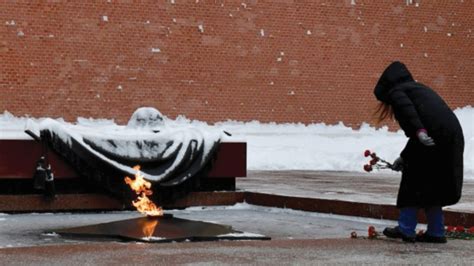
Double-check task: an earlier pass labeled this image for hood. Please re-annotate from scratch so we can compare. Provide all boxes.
[374,61,414,103]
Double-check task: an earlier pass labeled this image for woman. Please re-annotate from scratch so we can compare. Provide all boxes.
[373,61,464,243]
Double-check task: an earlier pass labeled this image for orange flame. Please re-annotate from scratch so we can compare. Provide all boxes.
[124,165,163,217]
[139,218,159,238]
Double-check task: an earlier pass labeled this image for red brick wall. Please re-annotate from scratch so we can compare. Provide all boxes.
[1,1,472,128]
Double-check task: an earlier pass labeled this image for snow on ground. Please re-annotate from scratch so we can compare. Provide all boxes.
[215,107,472,179]
[0,106,472,179]
[181,202,396,226]
[0,203,400,248]
[215,106,473,179]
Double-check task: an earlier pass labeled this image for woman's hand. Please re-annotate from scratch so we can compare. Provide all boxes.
[416,129,435,146]
[391,157,404,172]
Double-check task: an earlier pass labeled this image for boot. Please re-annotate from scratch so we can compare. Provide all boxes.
[416,233,447,243]
[383,226,416,243]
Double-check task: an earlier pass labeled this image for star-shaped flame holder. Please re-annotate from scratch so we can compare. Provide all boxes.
[50,214,270,243]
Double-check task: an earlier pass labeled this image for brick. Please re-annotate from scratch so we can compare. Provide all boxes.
[0,1,472,129]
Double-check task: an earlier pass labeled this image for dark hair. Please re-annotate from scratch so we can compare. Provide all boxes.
[374,102,394,123]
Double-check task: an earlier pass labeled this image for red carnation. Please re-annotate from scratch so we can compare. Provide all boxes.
[468,227,474,234]
[364,150,371,157]
[455,226,465,232]
[370,158,379,165]
[370,152,377,159]
[364,164,373,172]
[368,226,377,238]
[446,225,455,232]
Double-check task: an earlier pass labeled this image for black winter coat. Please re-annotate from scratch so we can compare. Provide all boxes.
[374,61,464,208]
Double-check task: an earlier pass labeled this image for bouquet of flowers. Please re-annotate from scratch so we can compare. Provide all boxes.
[363,149,393,172]
[445,226,474,240]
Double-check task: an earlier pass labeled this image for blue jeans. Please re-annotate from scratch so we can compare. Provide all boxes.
[398,206,445,237]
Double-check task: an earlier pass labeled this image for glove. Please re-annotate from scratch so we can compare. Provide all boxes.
[391,157,404,172]
[416,129,435,146]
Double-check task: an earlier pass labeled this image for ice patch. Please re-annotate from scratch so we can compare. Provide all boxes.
[218,232,265,238]
[142,236,166,241]
[41,232,59,237]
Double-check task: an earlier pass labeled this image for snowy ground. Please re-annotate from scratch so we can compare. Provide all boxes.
[0,203,400,248]
[1,105,472,179]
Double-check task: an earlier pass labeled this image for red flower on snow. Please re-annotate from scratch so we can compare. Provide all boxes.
[364,150,371,157]
[455,226,465,233]
[364,164,373,172]
[468,227,474,234]
[368,226,377,238]
[446,225,455,233]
